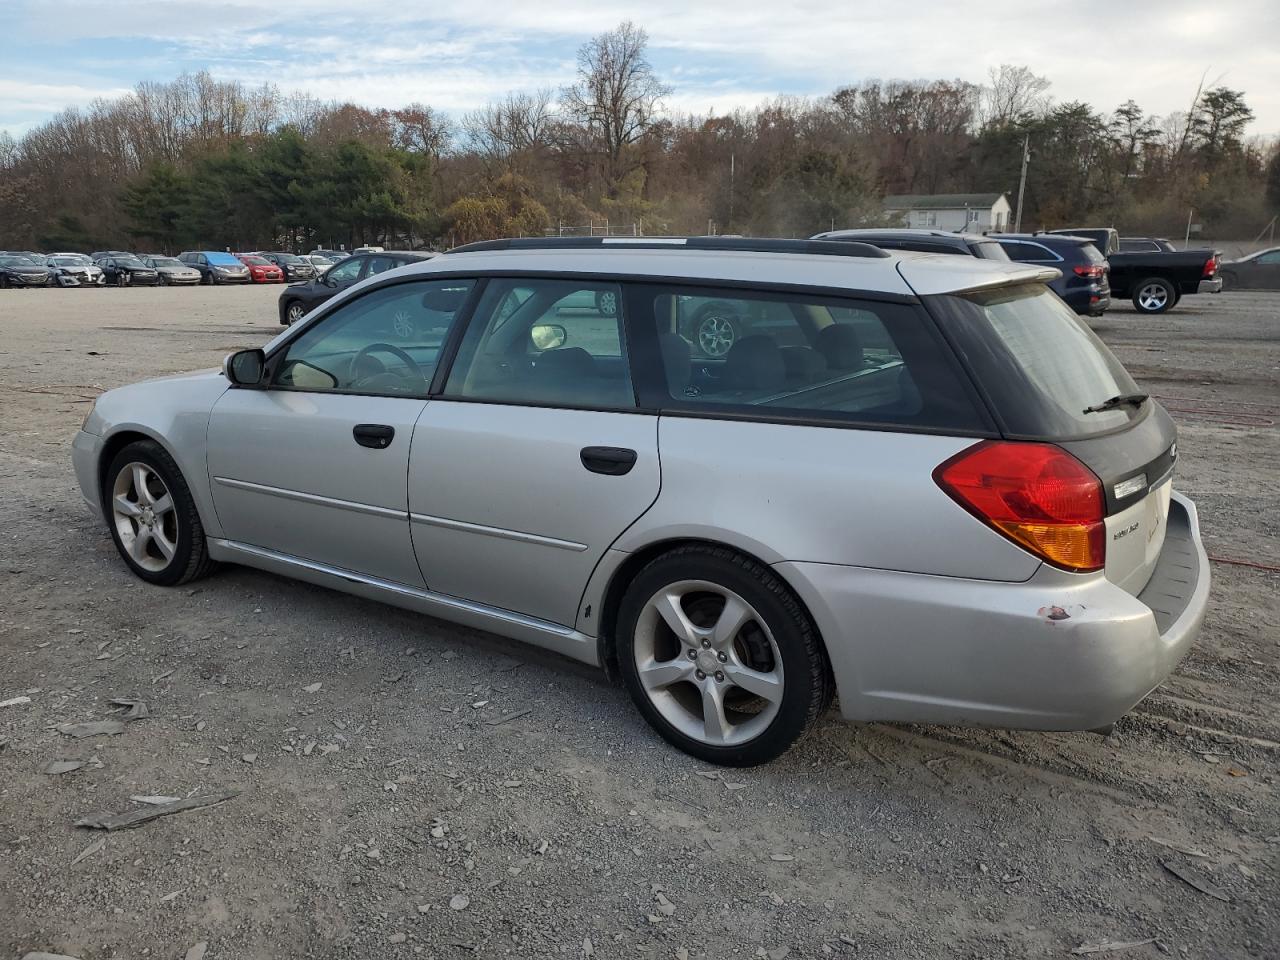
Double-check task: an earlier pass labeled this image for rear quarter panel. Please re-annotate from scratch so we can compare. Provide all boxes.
[1107,251,1211,296]
[617,417,1041,581]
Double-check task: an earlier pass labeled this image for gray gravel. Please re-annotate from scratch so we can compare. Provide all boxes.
[0,285,1276,959]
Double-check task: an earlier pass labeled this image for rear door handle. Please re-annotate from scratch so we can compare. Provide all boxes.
[353,423,395,449]
[580,446,637,476]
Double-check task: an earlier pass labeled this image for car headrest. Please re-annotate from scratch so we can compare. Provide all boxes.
[658,333,692,396]
[817,324,864,371]
[533,346,596,379]
[779,345,827,381]
[721,335,785,392]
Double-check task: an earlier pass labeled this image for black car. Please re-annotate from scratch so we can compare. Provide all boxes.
[257,251,317,282]
[277,251,434,324]
[989,233,1111,316]
[0,254,52,288]
[1219,246,1280,291]
[810,228,1010,260]
[96,254,161,286]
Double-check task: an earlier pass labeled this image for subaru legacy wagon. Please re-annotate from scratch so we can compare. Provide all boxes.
[72,237,1208,765]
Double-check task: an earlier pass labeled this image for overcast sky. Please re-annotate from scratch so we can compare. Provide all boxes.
[3,0,1278,139]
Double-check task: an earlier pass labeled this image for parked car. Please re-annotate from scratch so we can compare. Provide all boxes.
[255,251,316,282]
[1046,227,1120,257]
[304,254,335,276]
[234,254,285,284]
[90,250,135,261]
[141,256,202,285]
[1118,237,1177,254]
[1045,228,1221,313]
[811,228,1010,260]
[45,254,105,287]
[989,233,1112,316]
[0,254,52,288]
[74,236,1207,766]
[277,250,433,325]
[177,251,251,285]
[352,245,385,255]
[1218,246,1280,291]
[96,254,160,286]
[310,248,349,260]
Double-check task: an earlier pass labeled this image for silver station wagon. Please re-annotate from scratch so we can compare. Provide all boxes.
[72,237,1209,765]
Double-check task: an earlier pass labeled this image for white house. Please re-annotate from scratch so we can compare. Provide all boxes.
[883,193,1012,233]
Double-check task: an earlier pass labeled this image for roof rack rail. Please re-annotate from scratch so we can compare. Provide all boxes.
[445,236,891,259]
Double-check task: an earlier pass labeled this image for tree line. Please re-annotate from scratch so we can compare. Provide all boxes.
[1,22,1277,253]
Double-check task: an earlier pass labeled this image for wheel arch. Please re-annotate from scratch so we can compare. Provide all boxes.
[95,426,222,538]
[593,536,833,690]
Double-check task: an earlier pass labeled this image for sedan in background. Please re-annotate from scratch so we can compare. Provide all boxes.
[45,254,105,287]
[141,256,202,286]
[256,251,316,282]
[304,254,335,276]
[0,254,52,288]
[811,228,1010,260]
[1219,247,1280,291]
[96,254,160,287]
[177,251,252,285]
[277,250,433,324]
[234,254,286,283]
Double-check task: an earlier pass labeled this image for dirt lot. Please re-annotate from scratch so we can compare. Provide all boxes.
[0,284,1277,960]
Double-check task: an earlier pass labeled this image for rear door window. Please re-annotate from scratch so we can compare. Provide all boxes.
[929,283,1142,438]
[628,284,988,432]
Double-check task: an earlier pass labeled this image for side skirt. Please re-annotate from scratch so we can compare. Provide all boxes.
[207,539,600,666]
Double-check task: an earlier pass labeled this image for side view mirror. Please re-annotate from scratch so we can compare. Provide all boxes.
[530,323,568,351]
[323,273,338,288]
[224,348,266,386]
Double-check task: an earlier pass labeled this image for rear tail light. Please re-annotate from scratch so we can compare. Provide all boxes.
[1202,255,1217,278]
[934,441,1105,572]
[1073,265,1105,279]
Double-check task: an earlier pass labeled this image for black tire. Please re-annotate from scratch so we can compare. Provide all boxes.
[115,272,127,288]
[0,274,8,289]
[283,299,306,325]
[616,545,832,766]
[1219,270,1237,291]
[1132,276,1176,314]
[103,439,215,586]
[201,271,212,285]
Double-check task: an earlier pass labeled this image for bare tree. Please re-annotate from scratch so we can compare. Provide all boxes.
[562,21,671,194]
[980,64,1051,128]
[464,89,556,168]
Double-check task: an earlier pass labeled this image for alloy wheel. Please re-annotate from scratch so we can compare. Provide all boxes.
[1137,283,1169,311]
[111,461,178,572]
[287,302,305,324]
[631,580,784,746]
[696,314,736,357]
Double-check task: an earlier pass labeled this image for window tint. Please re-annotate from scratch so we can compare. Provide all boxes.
[273,279,474,396]
[1120,239,1158,253]
[444,278,634,409]
[635,284,986,432]
[930,284,1142,438]
[325,258,363,284]
[1257,251,1280,264]
[1001,241,1055,263]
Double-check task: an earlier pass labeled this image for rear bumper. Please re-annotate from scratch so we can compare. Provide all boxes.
[778,491,1208,730]
[1198,278,1223,294]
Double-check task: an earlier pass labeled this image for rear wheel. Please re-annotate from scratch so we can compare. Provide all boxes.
[104,440,214,586]
[616,546,831,766]
[1133,277,1175,314]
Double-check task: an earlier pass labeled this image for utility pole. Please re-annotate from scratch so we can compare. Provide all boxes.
[728,153,736,235]
[1184,208,1194,247]
[1013,134,1030,232]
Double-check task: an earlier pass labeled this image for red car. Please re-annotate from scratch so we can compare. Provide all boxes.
[235,254,285,283]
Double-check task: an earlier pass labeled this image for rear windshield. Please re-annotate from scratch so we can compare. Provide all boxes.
[929,284,1142,438]
[1077,242,1106,265]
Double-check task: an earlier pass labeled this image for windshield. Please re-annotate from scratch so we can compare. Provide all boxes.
[240,255,270,265]
[52,255,90,265]
[275,253,305,264]
[204,252,240,265]
[116,256,146,268]
[150,257,184,268]
[0,256,37,266]
[929,284,1142,438]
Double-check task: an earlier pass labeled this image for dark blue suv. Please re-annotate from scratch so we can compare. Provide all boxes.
[989,233,1111,316]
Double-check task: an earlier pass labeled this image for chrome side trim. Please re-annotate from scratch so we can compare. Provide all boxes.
[409,512,588,553]
[206,538,599,664]
[212,476,406,521]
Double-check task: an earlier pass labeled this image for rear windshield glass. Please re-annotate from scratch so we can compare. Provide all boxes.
[1077,242,1106,265]
[632,284,988,432]
[930,284,1142,438]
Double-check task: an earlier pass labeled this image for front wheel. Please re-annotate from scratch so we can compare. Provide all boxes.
[1133,277,1175,314]
[284,300,306,325]
[616,546,832,766]
[104,440,214,586]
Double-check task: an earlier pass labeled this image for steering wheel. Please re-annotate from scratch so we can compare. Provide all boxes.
[348,342,427,387]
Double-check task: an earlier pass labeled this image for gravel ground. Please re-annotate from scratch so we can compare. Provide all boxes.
[0,284,1277,960]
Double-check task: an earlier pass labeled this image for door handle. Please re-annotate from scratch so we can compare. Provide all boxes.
[353,423,395,449]
[580,446,637,476]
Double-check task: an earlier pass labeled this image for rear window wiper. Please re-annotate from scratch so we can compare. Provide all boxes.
[1082,393,1148,414]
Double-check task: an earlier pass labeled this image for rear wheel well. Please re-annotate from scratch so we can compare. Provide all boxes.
[596,538,831,687]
